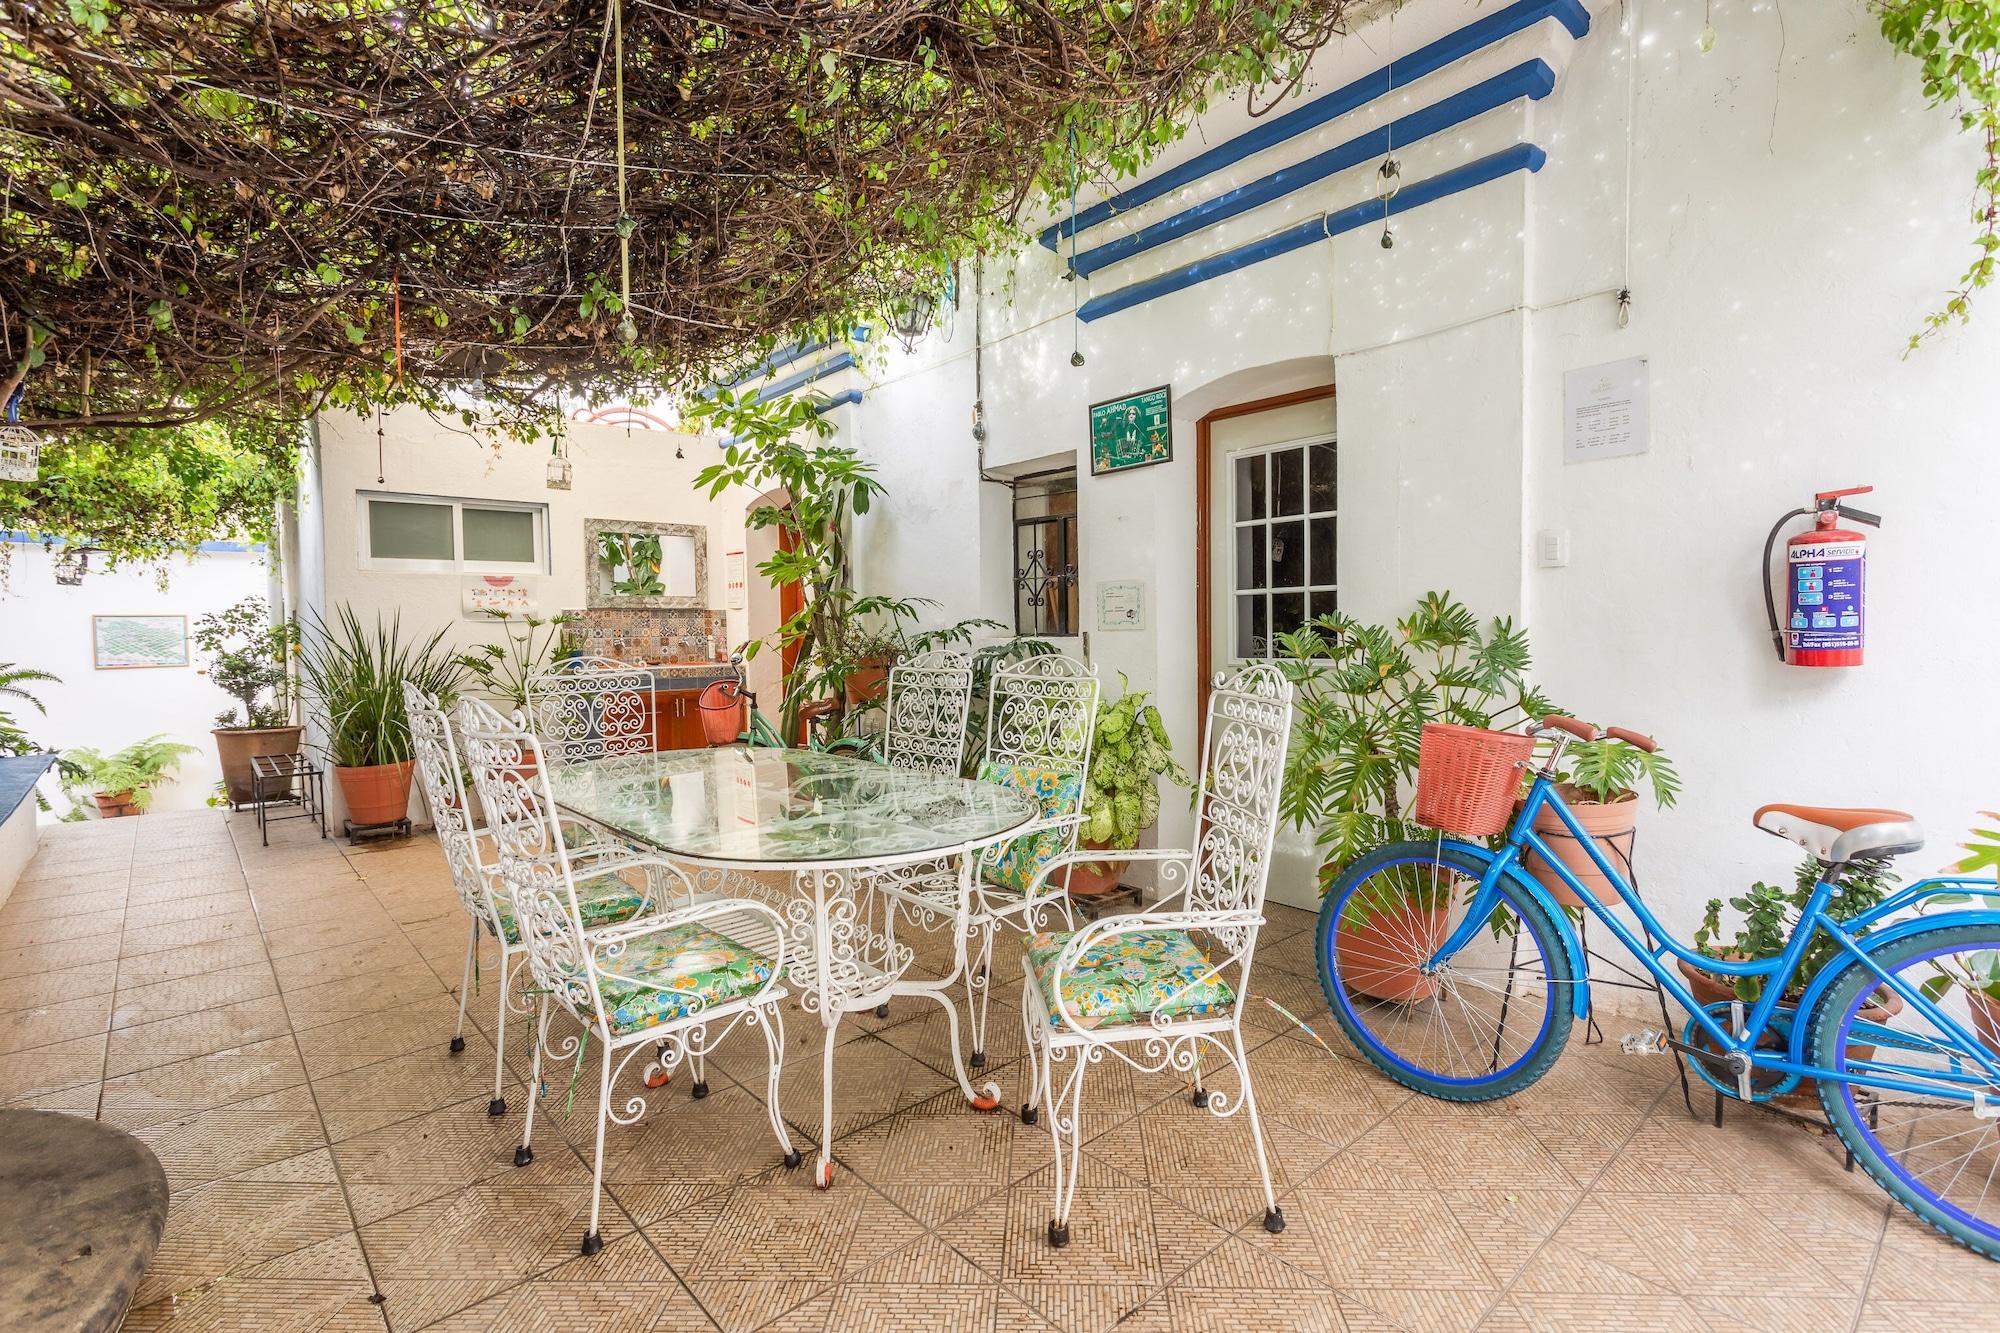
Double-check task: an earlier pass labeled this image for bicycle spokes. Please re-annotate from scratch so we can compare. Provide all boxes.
[1324,856,1565,1088]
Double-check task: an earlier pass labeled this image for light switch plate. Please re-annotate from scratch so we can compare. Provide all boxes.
[1536,529,1571,568]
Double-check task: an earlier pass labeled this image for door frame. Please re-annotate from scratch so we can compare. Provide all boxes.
[1193,383,1337,720]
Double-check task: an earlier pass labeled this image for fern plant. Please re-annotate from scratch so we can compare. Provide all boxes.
[1275,591,1560,878]
[1556,735,1681,808]
[61,735,199,810]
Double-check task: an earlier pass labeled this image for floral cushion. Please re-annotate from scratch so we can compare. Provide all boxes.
[595,925,775,1036]
[1026,928,1235,1031]
[491,873,648,944]
[977,760,1084,896]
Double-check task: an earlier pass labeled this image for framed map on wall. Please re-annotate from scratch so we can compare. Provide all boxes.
[92,614,190,670]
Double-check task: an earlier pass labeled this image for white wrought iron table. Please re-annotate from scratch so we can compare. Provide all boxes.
[546,744,1037,1186]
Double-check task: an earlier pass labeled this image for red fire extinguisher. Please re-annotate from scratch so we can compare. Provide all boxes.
[1762,486,1881,666]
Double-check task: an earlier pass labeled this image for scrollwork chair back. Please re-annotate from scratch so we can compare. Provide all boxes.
[882,650,974,776]
[526,655,658,768]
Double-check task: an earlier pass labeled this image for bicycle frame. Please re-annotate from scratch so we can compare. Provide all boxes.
[1427,771,2000,1103]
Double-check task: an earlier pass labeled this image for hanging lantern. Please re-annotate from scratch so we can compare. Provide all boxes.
[545,426,572,490]
[0,422,41,483]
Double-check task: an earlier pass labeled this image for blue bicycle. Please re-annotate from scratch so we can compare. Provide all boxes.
[1317,715,2000,1259]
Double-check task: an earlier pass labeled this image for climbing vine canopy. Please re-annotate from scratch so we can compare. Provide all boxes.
[1,0,1356,437]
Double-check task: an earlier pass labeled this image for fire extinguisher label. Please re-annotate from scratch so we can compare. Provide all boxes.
[1789,541,1864,654]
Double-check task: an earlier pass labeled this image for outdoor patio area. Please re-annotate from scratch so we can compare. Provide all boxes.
[0,810,1990,1333]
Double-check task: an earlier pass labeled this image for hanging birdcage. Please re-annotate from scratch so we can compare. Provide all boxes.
[0,423,41,483]
[545,450,572,490]
[52,546,90,586]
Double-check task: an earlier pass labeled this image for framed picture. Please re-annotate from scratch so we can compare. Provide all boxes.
[1089,385,1173,476]
[92,614,190,670]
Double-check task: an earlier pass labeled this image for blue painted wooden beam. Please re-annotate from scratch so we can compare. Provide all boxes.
[750,351,856,405]
[1077,143,1547,323]
[812,389,863,413]
[1038,0,1587,251]
[1069,60,1554,278]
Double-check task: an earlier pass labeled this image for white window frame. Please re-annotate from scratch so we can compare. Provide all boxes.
[1225,433,1337,661]
[357,490,550,574]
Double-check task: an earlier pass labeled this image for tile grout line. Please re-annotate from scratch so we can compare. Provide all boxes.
[227,818,394,1326]
[91,826,141,1122]
[1467,1077,1680,1330]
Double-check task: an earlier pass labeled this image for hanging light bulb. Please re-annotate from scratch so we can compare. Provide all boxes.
[1377,157,1402,250]
[384,7,407,34]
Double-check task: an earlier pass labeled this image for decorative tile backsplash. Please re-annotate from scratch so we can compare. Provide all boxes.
[568,607,726,664]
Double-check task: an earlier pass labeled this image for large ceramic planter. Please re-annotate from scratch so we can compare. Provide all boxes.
[1521,786,1636,907]
[1062,838,1129,899]
[1676,957,1903,1107]
[1335,898,1450,1002]
[212,725,304,804]
[843,656,895,709]
[334,759,415,827]
[92,789,142,818]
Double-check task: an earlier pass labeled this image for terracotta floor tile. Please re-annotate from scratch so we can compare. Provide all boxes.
[313,1034,512,1141]
[99,1034,309,1129]
[0,1029,106,1104]
[270,931,430,991]
[294,995,472,1079]
[0,991,112,1055]
[0,928,125,979]
[423,1234,714,1331]
[105,994,297,1077]
[120,911,264,959]
[133,1088,329,1192]
[0,884,128,923]
[0,957,120,1013]
[113,962,280,1029]
[121,889,255,932]
[282,960,455,1034]
[116,934,269,989]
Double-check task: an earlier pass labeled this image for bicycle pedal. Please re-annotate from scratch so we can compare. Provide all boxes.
[1620,1029,1668,1056]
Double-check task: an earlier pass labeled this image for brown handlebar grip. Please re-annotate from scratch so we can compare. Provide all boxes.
[796,697,841,722]
[1541,714,1600,742]
[1605,726,1658,753]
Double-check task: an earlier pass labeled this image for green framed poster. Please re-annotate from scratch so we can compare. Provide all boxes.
[1088,385,1173,476]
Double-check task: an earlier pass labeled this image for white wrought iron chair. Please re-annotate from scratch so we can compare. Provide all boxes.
[403,683,662,1118]
[880,650,974,776]
[1019,661,1294,1247]
[871,655,1099,1068]
[526,655,659,767]
[455,696,798,1257]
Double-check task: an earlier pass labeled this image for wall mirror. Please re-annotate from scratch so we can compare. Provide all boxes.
[584,518,705,609]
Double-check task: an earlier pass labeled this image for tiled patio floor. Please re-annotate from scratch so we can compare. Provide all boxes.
[5,812,1999,1331]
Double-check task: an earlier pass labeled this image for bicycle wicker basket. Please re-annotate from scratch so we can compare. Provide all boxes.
[1413,723,1534,838]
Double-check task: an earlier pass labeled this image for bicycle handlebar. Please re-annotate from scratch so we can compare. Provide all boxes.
[1530,715,1659,754]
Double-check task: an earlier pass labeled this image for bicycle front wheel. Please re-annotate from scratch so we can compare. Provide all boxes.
[1809,924,2000,1259]
[1317,843,1574,1101]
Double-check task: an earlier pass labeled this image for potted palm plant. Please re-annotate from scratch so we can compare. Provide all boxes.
[1521,732,1680,906]
[1070,677,1192,898]
[61,735,199,817]
[298,606,465,828]
[195,598,301,803]
[1276,592,1560,1001]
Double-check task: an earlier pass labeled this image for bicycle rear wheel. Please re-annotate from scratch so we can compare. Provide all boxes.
[1317,843,1575,1101]
[1809,924,2000,1259]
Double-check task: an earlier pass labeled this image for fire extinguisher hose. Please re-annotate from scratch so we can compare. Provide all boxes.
[1760,507,1811,663]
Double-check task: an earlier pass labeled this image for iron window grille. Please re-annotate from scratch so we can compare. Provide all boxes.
[1013,468,1079,638]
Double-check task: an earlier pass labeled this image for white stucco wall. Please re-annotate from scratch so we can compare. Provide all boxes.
[837,0,2000,944]
[0,539,270,816]
[300,405,755,826]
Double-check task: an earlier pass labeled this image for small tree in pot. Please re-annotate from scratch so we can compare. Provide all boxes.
[195,597,300,803]
[1276,592,1559,999]
[1070,677,1192,898]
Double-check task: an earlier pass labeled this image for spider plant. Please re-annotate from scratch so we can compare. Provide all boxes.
[297,605,466,770]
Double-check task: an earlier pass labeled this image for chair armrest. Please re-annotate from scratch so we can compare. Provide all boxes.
[1024,845,1194,900]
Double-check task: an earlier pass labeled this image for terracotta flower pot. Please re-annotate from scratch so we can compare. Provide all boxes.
[212,725,304,804]
[1968,989,2000,1053]
[1675,956,1903,1106]
[1335,897,1450,1002]
[843,656,895,708]
[334,759,415,827]
[1061,839,1129,898]
[1521,786,1636,907]
[92,790,143,818]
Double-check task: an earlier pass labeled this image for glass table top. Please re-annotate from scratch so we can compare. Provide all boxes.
[547,746,1039,866]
